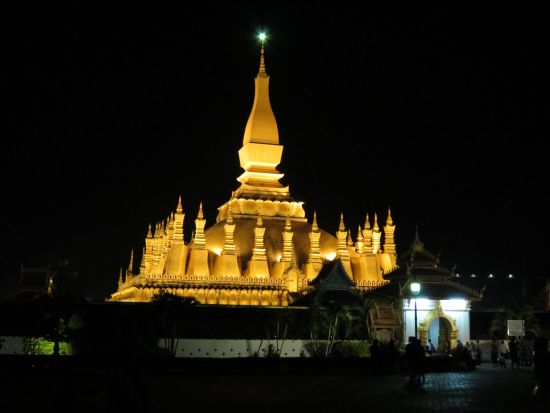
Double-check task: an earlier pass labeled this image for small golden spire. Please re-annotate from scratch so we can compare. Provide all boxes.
[347,230,353,246]
[312,211,319,232]
[373,213,380,231]
[176,195,183,213]
[156,223,162,238]
[357,225,364,241]
[139,246,146,274]
[339,213,346,232]
[147,224,153,238]
[364,213,371,230]
[386,206,393,226]
[118,268,124,288]
[128,249,134,275]
[198,202,204,220]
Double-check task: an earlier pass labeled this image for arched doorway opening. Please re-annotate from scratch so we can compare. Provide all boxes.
[428,317,452,351]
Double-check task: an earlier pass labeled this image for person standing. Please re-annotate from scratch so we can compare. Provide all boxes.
[499,339,510,368]
[491,339,499,367]
[405,337,418,384]
[532,337,549,400]
[509,337,520,370]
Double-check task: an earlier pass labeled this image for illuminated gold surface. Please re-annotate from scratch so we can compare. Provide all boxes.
[109,44,397,305]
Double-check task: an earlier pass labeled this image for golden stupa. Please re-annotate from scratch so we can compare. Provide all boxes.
[109,41,396,305]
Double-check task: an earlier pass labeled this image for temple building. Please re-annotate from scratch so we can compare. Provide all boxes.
[373,231,483,348]
[109,43,395,305]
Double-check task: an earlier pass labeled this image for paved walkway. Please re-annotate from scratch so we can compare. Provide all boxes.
[4,362,548,412]
[148,364,546,412]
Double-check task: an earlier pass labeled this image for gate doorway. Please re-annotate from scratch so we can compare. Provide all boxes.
[428,317,452,351]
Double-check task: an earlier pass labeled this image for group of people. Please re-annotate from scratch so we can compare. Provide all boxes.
[405,336,426,384]
[490,337,533,369]
[368,339,400,375]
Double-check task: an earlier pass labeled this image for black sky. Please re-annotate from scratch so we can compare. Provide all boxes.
[2,4,549,300]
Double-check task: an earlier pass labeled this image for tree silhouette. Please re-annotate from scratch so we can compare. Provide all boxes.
[152,291,197,356]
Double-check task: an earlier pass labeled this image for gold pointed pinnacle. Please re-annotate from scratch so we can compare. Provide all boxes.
[373,213,380,231]
[177,195,183,213]
[259,43,266,74]
[364,213,371,230]
[339,213,345,232]
[129,249,134,270]
[386,206,393,226]
[147,224,153,238]
[312,211,318,232]
[198,202,204,220]
[357,225,363,240]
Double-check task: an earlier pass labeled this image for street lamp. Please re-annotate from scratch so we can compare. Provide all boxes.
[410,279,421,338]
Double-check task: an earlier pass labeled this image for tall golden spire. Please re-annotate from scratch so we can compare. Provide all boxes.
[235,36,288,201]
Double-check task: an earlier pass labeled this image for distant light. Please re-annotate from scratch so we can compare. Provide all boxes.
[410,282,421,294]
[488,274,494,278]
[258,32,266,42]
[470,273,476,278]
[508,274,514,279]
[212,248,222,256]
[325,252,337,261]
[455,273,461,278]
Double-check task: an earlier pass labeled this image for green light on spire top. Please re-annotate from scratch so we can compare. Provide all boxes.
[258,32,266,44]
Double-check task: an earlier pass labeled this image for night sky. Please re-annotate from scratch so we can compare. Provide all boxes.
[2,4,549,301]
